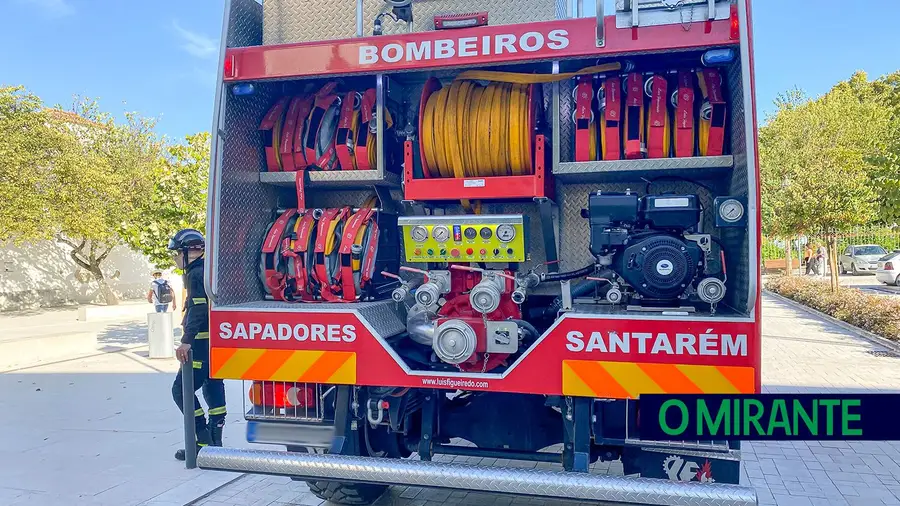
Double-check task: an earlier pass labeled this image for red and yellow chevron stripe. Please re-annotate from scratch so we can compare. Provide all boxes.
[562,360,755,399]
[210,348,356,384]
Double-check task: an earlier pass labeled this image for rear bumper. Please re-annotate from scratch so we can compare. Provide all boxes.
[876,270,899,284]
[198,447,757,506]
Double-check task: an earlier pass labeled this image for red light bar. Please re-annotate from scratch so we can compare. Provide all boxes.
[434,12,488,30]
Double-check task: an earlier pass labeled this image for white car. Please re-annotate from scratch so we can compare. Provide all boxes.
[875,252,900,286]
[839,244,888,275]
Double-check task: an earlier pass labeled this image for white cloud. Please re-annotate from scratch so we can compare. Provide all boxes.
[18,0,75,17]
[172,20,218,59]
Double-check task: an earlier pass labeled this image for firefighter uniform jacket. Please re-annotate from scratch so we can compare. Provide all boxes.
[181,256,209,346]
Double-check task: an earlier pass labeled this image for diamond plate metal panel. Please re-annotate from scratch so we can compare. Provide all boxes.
[365,0,560,37]
[263,0,359,45]
[555,156,733,184]
[228,0,262,48]
[215,81,280,306]
[198,448,757,505]
[260,171,402,188]
[218,300,406,337]
[263,0,561,45]
[724,54,750,314]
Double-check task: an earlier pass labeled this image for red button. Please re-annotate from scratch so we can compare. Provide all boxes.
[451,249,460,258]
[414,248,421,255]
[480,249,487,256]
[466,248,474,255]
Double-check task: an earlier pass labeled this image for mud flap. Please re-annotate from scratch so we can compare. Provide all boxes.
[622,445,741,485]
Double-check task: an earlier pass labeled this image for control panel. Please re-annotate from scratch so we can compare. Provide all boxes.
[399,215,528,263]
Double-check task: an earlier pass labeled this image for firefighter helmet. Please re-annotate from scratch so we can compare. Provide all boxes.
[167,228,205,251]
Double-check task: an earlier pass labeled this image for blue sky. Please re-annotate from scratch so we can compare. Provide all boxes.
[2,0,899,139]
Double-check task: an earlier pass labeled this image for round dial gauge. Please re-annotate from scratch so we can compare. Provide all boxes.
[431,225,450,242]
[719,199,745,223]
[464,227,477,240]
[410,225,428,243]
[496,224,516,242]
[479,227,492,239]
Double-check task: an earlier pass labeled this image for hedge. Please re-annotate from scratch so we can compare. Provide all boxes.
[765,276,900,342]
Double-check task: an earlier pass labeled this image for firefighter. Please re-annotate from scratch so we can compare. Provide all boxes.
[168,228,227,461]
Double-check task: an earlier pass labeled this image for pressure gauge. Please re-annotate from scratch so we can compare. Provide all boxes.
[479,227,492,239]
[410,225,429,243]
[719,199,744,223]
[496,224,516,242]
[432,225,450,243]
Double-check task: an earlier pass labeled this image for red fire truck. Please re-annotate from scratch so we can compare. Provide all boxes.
[198,1,760,504]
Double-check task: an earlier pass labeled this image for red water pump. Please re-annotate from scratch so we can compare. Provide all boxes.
[402,265,525,373]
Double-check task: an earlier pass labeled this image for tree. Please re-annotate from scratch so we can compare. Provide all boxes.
[121,132,210,269]
[0,87,161,304]
[759,77,892,291]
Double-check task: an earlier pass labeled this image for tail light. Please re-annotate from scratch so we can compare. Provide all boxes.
[729,3,740,40]
[885,262,894,271]
[249,381,316,408]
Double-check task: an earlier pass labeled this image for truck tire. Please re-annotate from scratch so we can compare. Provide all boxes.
[306,480,387,505]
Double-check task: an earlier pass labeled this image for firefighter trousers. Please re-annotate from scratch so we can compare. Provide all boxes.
[172,339,226,442]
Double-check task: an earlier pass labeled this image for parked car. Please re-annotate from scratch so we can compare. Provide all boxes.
[875,252,900,286]
[839,244,888,275]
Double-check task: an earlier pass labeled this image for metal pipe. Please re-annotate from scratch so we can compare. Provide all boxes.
[434,445,561,463]
[198,448,757,506]
[356,0,364,37]
[181,349,196,469]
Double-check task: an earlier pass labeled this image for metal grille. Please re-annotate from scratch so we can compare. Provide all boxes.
[243,380,327,421]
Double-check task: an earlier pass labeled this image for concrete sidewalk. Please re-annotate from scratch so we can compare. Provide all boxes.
[0,347,257,506]
[0,305,255,506]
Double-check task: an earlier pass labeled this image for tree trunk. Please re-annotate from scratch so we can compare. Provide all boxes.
[826,236,840,292]
[784,238,793,276]
[89,264,120,305]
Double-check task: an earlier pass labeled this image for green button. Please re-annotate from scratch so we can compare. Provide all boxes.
[440,249,447,255]
[427,249,434,255]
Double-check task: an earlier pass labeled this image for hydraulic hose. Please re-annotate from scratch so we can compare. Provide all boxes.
[507,319,541,341]
[537,269,615,318]
[540,263,596,283]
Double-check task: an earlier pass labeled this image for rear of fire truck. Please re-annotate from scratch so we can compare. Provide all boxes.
[199,1,761,504]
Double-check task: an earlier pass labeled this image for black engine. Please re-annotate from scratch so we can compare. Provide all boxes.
[585,191,721,306]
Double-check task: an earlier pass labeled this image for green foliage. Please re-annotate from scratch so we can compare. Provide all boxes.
[121,132,210,269]
[766,276,900,342]
[0,85,211,302]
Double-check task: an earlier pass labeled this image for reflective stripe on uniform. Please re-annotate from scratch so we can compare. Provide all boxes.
[192,298,207,305]
[208,406,227,416]
[193,360,203,369]
[194,408,205,417]
[195,332,209,340]
[197,442,208,447]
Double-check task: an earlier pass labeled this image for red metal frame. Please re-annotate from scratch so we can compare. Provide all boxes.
[224,17,736,82]
[210,308,758,397]
[403,135,551,201]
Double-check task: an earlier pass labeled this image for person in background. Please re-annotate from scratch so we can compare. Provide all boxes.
[168,229,227,461]
[147,271,176,313]
[804,244,814,275]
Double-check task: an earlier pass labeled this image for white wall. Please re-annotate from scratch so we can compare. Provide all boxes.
[0,241,181,312]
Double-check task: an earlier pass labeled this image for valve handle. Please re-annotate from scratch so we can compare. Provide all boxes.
[399,266,428,276]
[380,271,402,280]
[586,276,614,285]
